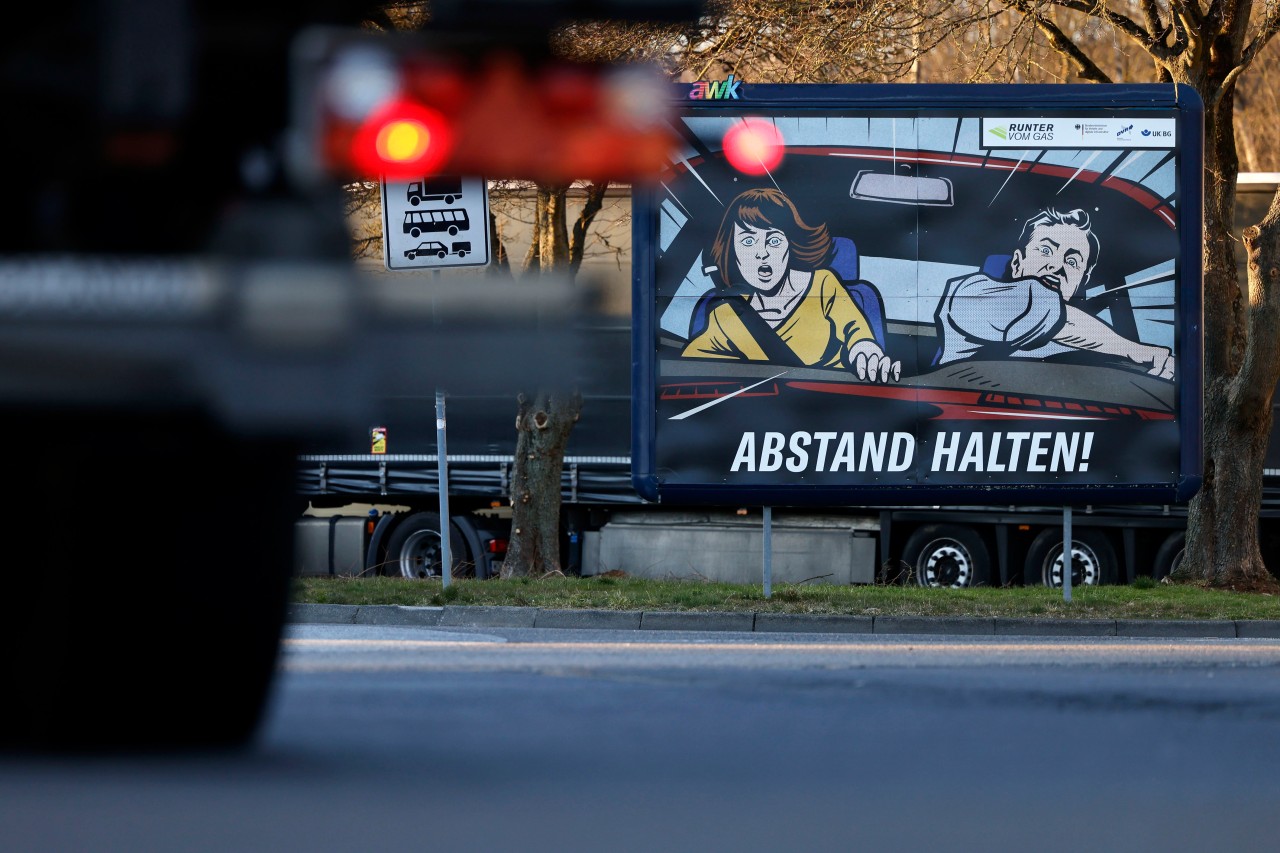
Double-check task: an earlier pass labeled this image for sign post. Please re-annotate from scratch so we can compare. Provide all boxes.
[1063,506,1073,603]
[763,507,773,599]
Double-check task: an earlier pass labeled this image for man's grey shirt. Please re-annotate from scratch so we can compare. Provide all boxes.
[933,271,1071,365]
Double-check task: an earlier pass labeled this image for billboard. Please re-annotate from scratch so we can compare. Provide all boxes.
[632,84,1204,506]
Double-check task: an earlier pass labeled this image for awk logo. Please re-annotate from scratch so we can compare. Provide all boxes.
[690,75,742,100]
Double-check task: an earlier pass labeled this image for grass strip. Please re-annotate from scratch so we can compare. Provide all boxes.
[294,575,1280,621]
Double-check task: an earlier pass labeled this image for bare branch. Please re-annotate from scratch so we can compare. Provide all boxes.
[1237,7,1280,76]
[1010,2,1114,82]
[1039,0,1173,59]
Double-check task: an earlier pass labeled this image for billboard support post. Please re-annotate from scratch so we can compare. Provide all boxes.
[436,389,452,589]
[763,506,773,599]
[1062,506,1073,603]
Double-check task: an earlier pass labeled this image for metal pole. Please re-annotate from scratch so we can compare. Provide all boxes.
[1062,505,1072,603]
[763,506,773,599]
[436,390,452,588]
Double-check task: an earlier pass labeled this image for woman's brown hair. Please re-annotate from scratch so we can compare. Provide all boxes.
[708,188,833,289]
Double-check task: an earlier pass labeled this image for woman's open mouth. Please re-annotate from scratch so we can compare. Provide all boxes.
[757,263,773,281]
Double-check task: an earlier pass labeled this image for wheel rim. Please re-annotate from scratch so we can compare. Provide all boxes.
[1045,541,1101,587]
[917,539,972,587]
[397,529,445,579]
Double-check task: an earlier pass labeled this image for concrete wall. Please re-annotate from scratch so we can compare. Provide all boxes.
[585,511,879,585]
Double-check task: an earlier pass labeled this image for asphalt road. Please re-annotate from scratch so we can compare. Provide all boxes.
[4,624,1280,852]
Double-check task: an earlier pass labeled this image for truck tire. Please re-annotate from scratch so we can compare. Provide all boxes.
[903,524,990,588]
[383,512,472,579]
[1152,531,1186,581]
[1026,527,1117,587]
[0,407,295,751]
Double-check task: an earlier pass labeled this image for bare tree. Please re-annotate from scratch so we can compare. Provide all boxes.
[907,1,1280,591]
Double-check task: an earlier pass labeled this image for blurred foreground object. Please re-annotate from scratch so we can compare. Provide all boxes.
[291,28,679,183]
[0,0,703,751]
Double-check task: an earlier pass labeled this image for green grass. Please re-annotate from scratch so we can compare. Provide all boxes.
[294,575,1280,621]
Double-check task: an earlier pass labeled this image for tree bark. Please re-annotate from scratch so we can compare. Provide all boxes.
[1184,184,1280,592]
[536,183,571,271]
[569,182,608,278]
[488,210,510,275]
[502,389,582,577]
[1176,70,1280,591]
[504,182,587,577]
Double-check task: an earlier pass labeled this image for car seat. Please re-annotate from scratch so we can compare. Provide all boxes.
[982,254,1013,278]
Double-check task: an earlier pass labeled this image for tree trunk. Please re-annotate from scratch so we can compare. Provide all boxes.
[569,182,608,278]
[504,181,589,577]
[502,389,582,577]
[488,210,510,275]
[1183,88,1280,592]
[536,183,571,271]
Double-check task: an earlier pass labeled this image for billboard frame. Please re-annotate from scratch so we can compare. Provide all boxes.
[632,83,1204,507]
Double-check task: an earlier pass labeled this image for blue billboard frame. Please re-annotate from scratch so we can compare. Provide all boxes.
[633,83,1203,507]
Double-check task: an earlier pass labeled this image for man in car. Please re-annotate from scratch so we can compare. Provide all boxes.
[932,207,1175,379]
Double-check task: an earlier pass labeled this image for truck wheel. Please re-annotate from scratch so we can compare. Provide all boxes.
[1027,527,1117,587]
[1152,531,1186,581]
[383,512,472,579]
[903,524,990,588]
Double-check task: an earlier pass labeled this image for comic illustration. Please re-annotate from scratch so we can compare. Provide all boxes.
[637,93,1199,501]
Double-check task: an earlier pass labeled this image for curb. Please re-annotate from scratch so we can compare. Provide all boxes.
[286,604,1280,638]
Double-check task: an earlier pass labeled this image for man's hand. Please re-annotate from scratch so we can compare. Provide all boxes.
[848,339,901,383]
[1060,306,1175,380]
[1127,343,1175,379]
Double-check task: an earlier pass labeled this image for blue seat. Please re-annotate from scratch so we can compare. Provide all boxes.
[687,236,888,348]
[982,254,1013,278]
